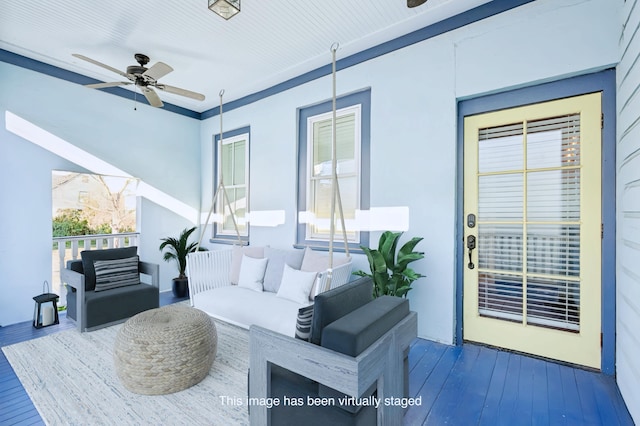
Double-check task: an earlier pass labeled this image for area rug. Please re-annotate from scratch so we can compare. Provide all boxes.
[2,317,250,425]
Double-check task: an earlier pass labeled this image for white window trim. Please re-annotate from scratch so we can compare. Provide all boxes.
[305,104,362,243]
[215,132,249,239]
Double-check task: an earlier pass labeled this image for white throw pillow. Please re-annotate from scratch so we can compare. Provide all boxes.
[276,264,318,305]
[237,255,268,292]
[230,245,265,285]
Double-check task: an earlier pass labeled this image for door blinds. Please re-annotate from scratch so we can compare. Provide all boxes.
[476,113,582,331]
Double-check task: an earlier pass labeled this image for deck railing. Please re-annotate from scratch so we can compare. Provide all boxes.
[52,232,140,305]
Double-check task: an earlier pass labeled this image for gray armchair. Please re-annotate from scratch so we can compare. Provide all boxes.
[249,277,417,425]
[61,246,160,332]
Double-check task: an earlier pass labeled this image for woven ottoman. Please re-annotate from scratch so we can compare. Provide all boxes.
[114,305,217,395]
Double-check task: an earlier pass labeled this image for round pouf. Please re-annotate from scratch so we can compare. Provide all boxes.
[114,305,217,395]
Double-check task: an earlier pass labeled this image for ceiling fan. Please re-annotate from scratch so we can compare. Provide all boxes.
[72,53,206,108]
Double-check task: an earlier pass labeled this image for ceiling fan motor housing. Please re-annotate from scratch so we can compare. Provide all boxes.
[127,53,150,78]
[127,65,148,76]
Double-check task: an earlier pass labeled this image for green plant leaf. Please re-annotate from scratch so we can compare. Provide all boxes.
[373,271,389,297]
[359,232,425,298]
[396,252,425,271]
[398,237,423,259]
[403,268,424,282]
[379,231,401,270]
[363,247,387,275]
[159,226,207,277]
[395,285,412,298]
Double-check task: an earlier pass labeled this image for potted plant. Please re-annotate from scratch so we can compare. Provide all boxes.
[354,231,425,298]
[159,226,207,297]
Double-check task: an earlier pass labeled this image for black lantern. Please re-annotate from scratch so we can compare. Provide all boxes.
[208,0,240,20]
[33,281,59,329]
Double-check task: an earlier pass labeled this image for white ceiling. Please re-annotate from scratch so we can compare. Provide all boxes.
[0,0,491,113]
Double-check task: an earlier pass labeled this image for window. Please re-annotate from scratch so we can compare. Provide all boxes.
[297,89,370,250]
[213,127,250,241]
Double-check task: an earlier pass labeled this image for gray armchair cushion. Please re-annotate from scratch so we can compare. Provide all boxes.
[83,283,158,329]
[321,296,410,357]
[67,259,84,274]
[80,247,138,291]
[309,276,373,346]
[318,296,410,412]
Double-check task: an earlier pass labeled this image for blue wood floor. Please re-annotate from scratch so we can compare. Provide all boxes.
[1,293,634,425]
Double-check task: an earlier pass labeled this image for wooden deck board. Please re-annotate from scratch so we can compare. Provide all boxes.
[453,345,498,425]
[405,344,462,425]
[514,355,535,423]
[496,351,523,424]
[424,344,482,424]
[530,356,550,426]
[477,349,510,426]
[545,361,569,425]
[0,293,634,425]
[575,367,605,424]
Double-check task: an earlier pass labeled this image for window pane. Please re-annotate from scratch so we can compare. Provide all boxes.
[527,169,580,221]
[527,224,580,277]
[478,224,523,272]
[233,140,246,185]
[527,277,579,331]
[478,123,523,173]
[478,173,523,221]
[313,114,356,178]
[309,176,357,240]
[527,114,581,169]
[478,272,523,321]
[221,188,247,234]
[221,143,233,184]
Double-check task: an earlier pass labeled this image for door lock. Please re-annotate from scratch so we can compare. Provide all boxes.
[467,213,476,228]
[467,235,476,269]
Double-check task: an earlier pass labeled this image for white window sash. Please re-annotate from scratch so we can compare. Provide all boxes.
[305,105,361,242]
[216,133,249,237]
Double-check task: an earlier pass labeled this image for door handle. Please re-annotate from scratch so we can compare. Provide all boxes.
[467,235,476,269]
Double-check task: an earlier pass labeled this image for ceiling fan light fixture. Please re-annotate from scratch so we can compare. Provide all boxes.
[407,0,428,7]
[208,0,240,20]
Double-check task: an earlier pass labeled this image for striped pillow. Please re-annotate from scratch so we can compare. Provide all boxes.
[295,304,314,341]
[93,256,140,292]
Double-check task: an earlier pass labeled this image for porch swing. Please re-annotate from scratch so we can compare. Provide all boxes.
[196,89,244,250]
[187,43,351,317]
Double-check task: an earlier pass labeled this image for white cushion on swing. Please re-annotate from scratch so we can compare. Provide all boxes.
[276,264,318,304]
[237,255,268,292]
[230,245,265,285]
[193,286,309,337]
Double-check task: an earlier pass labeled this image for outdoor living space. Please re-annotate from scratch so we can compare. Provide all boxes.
[0,299,633,425]
[1,0,640,424]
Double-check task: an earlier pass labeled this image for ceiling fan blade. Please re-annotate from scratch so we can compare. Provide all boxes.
[72,54,129,78]
[143,62,173,81]
[85,81,132,89]
[141,86,164,108]
[156,84,206,101]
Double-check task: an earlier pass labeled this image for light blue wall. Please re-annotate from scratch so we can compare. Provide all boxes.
[0,0,621,346]
[0,61,201,326]
[617,0,640,421]
[199,0,619,343]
